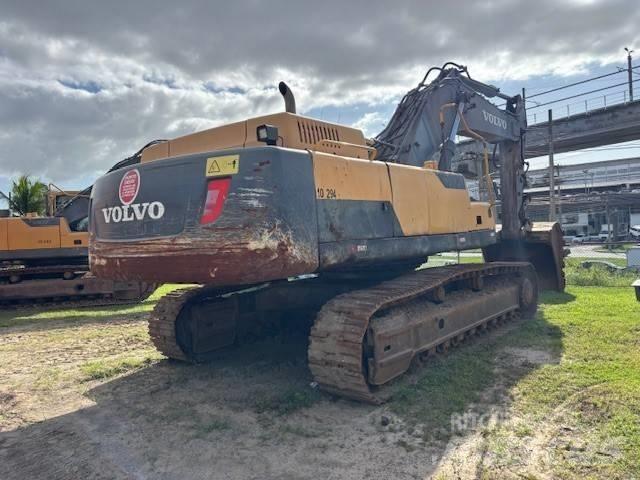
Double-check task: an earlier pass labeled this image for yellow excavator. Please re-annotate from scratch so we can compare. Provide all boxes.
[88,63,564,402]
[0,156,158,305]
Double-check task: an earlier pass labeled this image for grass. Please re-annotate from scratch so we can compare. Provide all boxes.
[565,258,638,287]
[390,286,640,478]
[422,252,485,268]
[424,250,637,286]
[390,337,511,429]
[594,243,636,253]
[2,273,639,478]
[0,284,186,328]
[513,287,640,477]
[0,289,174,408]
[80,354,161,381]
[515,287,639,409]
[567,256,628,268]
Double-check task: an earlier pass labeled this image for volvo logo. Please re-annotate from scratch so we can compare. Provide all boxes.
[101,202,165,223]
[104,169,166,223]
[482,110,508,130]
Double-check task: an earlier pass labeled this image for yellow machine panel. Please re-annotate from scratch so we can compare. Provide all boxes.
[0,217,87,253]
[6,218,61,250]
[141,112,371,163]
[59,221,88,248]
[0,219,7,251]
[311,152,495,237]
[165,120,246,159]
[312,152,392,202]
[388,163,495,235]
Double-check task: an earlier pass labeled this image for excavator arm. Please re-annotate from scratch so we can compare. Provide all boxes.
[375,63,564,290]
[374,64,523,166]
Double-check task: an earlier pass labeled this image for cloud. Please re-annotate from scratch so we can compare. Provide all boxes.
[352,112,386,138]
[0,0,638,187]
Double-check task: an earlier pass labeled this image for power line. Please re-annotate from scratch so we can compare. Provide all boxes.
[527,79,640,109]
[527,64,640,99]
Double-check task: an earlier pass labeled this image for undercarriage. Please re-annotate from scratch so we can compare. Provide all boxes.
[149,262,537,403]
[0,261,155,307]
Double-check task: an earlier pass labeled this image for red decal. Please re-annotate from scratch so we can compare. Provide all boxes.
[119,169,140,205]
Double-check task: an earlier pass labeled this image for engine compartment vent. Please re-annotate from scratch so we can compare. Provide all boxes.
[297,121,340,145]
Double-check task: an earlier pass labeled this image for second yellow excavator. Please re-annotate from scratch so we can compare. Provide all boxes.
[0,154,158,305]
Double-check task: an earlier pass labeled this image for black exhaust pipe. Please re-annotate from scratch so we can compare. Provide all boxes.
[278,81,296,114]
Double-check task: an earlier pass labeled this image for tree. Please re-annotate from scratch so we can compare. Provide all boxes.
[10,175,47,216]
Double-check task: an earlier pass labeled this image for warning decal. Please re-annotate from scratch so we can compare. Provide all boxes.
[206,155,240,177]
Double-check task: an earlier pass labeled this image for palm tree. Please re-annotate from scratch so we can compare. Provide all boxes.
[10,175,48,216]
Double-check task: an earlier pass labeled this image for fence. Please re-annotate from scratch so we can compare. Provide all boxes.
[526,87,637,126]
[523,63,640,126]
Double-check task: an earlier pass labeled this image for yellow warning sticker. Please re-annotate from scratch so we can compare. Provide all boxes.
[205,155,240,177]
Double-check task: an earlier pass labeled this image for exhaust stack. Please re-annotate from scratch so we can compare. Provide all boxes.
[278,81,296,114]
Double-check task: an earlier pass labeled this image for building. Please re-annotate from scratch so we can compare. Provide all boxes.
[526,157,640,197]
[527,191,640,239]
[522,158,640,239]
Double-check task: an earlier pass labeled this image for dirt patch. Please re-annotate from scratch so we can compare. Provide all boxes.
[1,311,452,480]
[503,347,557,365]
[0,305,568,480]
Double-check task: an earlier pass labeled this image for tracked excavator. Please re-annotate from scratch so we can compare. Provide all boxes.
[0,151,158,305]
[89,63,564,403]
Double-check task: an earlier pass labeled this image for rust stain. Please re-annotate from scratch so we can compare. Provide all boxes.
[90,222,318,286]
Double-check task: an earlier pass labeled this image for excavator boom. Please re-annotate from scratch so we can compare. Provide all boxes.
[375,64,564,290]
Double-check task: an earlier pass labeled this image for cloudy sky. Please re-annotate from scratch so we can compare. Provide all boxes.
[1,0,639,199]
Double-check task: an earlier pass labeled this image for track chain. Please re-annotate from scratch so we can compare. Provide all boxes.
[308,262,533,404]
[0,284,156,309]
[0,263,87,281]
[148,285,207,362]
[146,262,535,405]
[1,261,155,308]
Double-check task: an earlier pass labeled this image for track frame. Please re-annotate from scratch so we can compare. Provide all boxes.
[308,262,537,403]
[148,262,538,405]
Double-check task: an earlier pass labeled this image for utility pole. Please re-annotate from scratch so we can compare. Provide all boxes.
[628,47,634,101]
[548,109,556,221]
[605,193,612,249]
[556,165,562,222]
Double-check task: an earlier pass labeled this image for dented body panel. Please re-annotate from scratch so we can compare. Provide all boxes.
[90,147,319,285]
